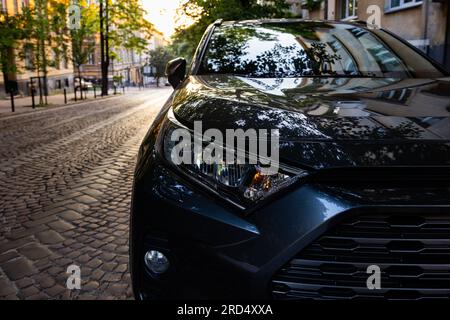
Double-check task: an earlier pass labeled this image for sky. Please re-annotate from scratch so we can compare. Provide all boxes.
[143,0,186,38]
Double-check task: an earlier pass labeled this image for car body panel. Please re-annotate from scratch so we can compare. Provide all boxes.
[171,75,450,169]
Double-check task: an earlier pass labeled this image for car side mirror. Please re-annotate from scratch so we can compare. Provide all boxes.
[166,57,186,89]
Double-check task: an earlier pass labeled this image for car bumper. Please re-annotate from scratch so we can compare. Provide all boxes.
[130,159,450,300]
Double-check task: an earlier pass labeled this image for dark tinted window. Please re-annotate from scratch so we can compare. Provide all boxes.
[200,22,445,78]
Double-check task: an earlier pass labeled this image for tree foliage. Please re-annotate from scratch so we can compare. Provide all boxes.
[0,10,29,77]
[100,0,154,94]
[70,1,99,78]
[1,0,154,96]
[171,0,291,62]
[19,0,72,99]
[147,46,173,86]
[50,0,71,70]
[108,0,155,54]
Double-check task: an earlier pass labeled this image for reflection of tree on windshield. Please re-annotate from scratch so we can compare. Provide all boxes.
[200,22,446,79]
[201,26,277,74]
[202,26,343,77]
[237,45,340,78]
[307,42,341,75]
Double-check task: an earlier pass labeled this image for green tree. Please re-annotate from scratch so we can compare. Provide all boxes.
[70,1,99,81]
[0,10,28,94]
[21,0,70,104]
[171,0,291,62]
[50,1,71,72]
[99,0,155,95]
[33,0,51,103]
[109,0,154,53]
[147,46,173,87]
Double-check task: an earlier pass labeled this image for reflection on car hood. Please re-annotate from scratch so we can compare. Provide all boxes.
[172,75,450,169]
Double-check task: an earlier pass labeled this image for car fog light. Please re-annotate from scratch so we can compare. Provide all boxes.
[144,250,170,274]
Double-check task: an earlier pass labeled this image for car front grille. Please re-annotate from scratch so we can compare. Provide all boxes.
[272,211,450,300]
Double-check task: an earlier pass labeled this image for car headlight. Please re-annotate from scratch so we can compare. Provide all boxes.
[161,108,309,209]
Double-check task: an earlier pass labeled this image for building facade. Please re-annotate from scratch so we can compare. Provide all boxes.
[79,39,145,87]
[305,0,450,70]
[0,0,74,98]
[79,30,167,87]
[111,47,145,86]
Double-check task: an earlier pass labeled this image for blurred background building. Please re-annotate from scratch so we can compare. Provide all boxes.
[0,0,163,98]
[0,0,74,98]
[79,30,167,87]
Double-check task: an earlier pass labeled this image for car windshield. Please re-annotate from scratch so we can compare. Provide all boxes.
[199,22,445,78]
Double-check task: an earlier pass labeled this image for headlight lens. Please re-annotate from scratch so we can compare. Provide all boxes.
[243,169,295,202]
[162,109,309,208]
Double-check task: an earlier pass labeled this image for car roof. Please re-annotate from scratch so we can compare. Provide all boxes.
[218,18,367,27]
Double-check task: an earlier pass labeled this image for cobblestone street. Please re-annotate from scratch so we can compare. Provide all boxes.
[0,88,172,300]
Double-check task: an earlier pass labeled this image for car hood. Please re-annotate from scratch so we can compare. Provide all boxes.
[171,75,450,169]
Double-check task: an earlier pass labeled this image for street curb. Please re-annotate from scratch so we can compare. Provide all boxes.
[0,94,123,121]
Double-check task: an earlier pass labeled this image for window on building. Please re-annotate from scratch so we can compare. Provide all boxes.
[13,0,18,13]
[65,78,69,87]
[1,0,7,12]
[55,79,62,89]
[88,53,95,65]
[24,47,34,70]
[52,51,60,70]
[387,0,422,11]
[339,0,358,19]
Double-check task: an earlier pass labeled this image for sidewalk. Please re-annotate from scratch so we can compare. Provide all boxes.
[0,87,148,117]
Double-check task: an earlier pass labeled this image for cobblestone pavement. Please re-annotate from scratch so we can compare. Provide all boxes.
[0,88,172,300]
[0,87,137,116]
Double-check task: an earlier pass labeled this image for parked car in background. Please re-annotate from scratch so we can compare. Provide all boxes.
[74,78,93,91]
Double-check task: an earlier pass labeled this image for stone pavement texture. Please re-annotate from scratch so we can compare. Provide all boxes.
[0,87,144,116]
[0,89,91,116]
[0,87,172,299]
